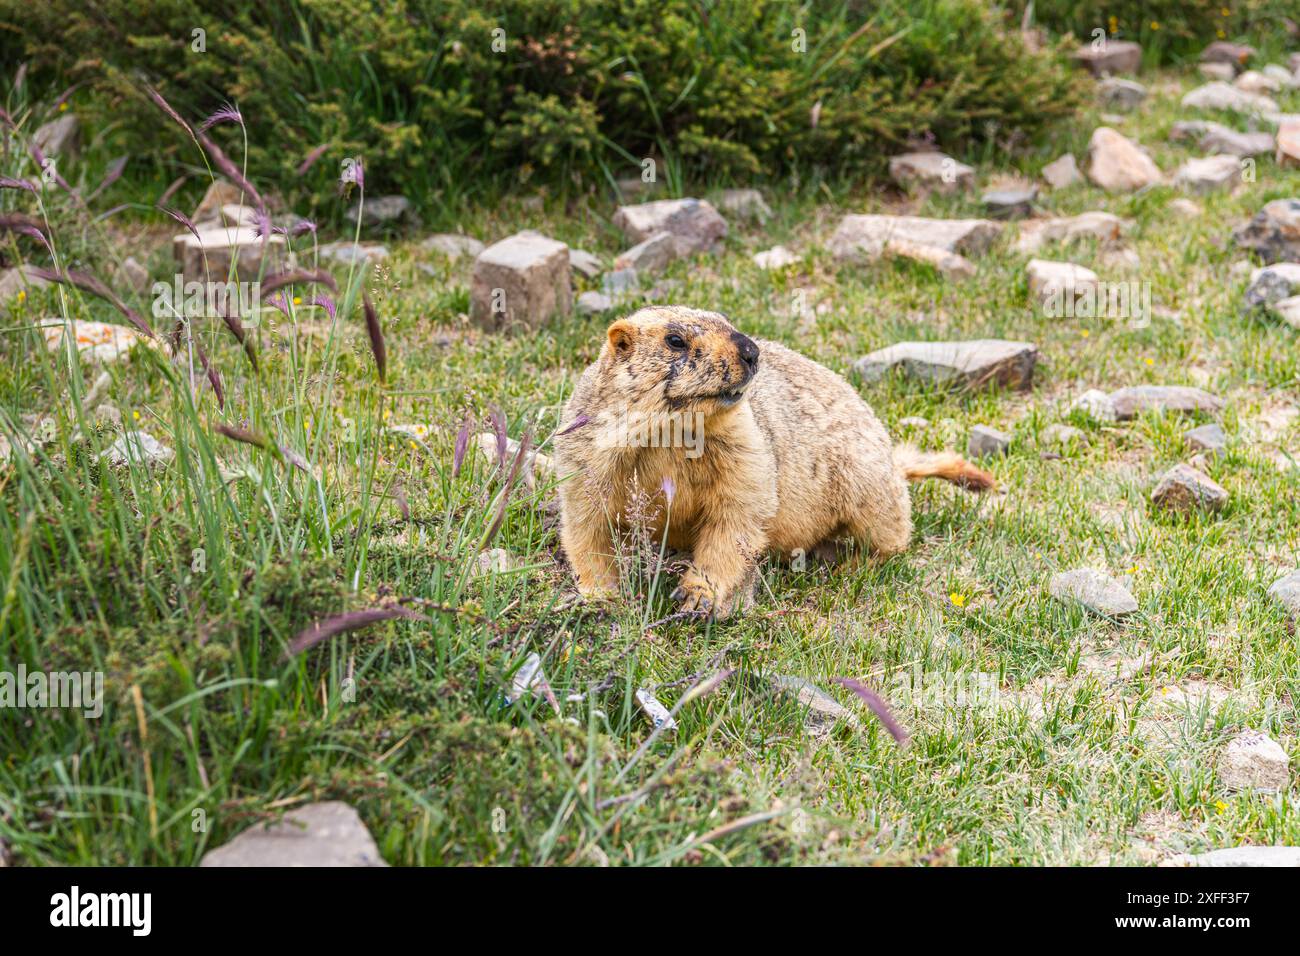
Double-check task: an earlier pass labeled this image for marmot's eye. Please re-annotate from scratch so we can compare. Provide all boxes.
[665,334,688,350]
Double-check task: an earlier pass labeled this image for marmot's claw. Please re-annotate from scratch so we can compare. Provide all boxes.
[671,579,716,615]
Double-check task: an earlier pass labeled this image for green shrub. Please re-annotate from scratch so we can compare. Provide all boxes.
[0,0,1082,213]
[1030,0,1297,62]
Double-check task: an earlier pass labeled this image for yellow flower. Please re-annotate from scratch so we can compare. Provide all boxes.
[1220,7,1229,16]
[1217,28,1226,38]
[1150,21,1159,30]
[1080,329,1090,338]
[59,102,68,112]
[132,410,140,421]
[949,592,967,608]
[409,440,417,450]
[293,296,302,305]
[383,408,391,421]
[1143,357,1154,366]
[15,290,25,303]
[1214,800,1228,814]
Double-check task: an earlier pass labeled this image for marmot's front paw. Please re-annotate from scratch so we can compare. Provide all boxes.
[671,572,716,616]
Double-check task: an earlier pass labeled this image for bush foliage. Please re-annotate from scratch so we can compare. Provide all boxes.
[2,0,1083,207]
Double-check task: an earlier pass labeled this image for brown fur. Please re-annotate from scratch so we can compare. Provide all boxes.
[552,306,993,617]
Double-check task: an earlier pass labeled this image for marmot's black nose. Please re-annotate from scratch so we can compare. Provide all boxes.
[732,332,760,375]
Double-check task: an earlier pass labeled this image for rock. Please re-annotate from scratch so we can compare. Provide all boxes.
[1267,569,1300,618]
[469,231,571,332]
[1272,295,1300,327]
[855,339,1039,390]
[1049,569,1138,617]
[576,290,614,316]
[1185,847,1300,867]
[1263,63,1300,89]
[174,226,284,282]
[613,231,676,275]
[714,188,772,223]
[119,256,150,295]
[318,241,389,265]
[1244,267,1295,311]
[1201,41,1256,71]
[1278,118,1300,167]
[33,113,80,157]
[1233,199,1300,263]
[982,187,1037,220]
[1042,423,1088,447]
[568,248,603,280]
[1201,126,1274,157]
[1234,69,1280,94]
[1013,212,1125,254]
[346,194,414,228]
[0,264,52,309]
[1098,77,1147,110]
[967,424,1010,458]
[1199,62,1237,82]
[475,548,516,575]
[1168,119,1220,142]
[1071,388,1118,422]
[753,245,798,270]
[1185,423,1227,455]
[1109,385,1225,420]
[1219,730,1289,792]
[1173,155,1241,194]
[421,233,484,260]
[829,215,1003,263]
[1168,198,1202,219]
[616,176,655,199]
[888,151,974,194]
[1181,82,1277,115]
[191,181,248,225]
[41,319,153,364]
[882,239,975,279]
[1074,41,1141,77]
[1151,463,1229,512]
[1041,154,1082,189]
[611,198,727,256]
[99,430,173,468]
[1086,127,1162,191]
[601,268,639,297]
[200,801,387,867]
[1026,258,1100,304]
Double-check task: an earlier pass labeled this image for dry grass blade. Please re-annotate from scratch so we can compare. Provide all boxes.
[833,677,909,744]
[363,293,386,383]
[286,606,427,657]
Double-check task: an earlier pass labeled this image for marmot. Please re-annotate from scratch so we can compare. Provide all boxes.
[553,306,993,617]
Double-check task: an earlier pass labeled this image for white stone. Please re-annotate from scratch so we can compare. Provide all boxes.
[613,231,676,274]
[1235,70,1281,94]
[1086,127,1162,191]
[99,431,173,468]
[1174,155,1242,194]
[200,801,387,867]
[611,198,727,255]
[1026,259,1100,303]
[1267,569,1300,618]
[1049,569,1138,617]
[421,233,484,260]
[752,245,798,270]
[888,151,975,194]
[714,188,772,222]
[32,113,80,157]
[568,248,603,279]
[174,226,283,282]
[855,339,1038,390]
[830,215,1003,263]
[1219,730,1289,792]
[40,319,153,364]
[469,231,571,332]
[883,239,974,278]
[1277,118,1300,167]
[1041,153,1082,188]
[1182,82,1278,115]
[1014,212,1125,254]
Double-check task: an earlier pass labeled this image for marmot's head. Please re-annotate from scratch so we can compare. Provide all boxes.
[600,306,760,415]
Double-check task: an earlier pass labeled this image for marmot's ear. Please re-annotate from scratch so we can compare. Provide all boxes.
[606,319,636,356]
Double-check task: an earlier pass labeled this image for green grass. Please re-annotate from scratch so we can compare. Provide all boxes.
[1,62,1299,867]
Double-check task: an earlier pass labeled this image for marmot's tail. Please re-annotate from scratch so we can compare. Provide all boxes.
[893,444,996,492]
